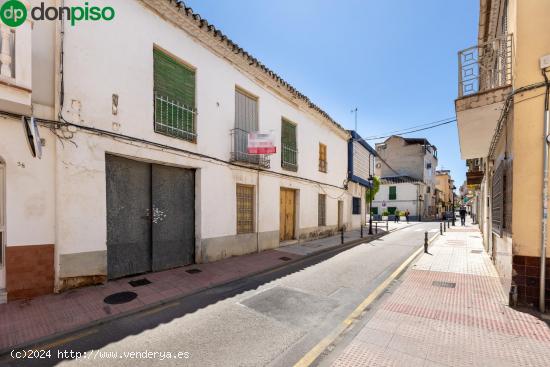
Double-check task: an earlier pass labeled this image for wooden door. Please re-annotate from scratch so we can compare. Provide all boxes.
[280,188,295,241]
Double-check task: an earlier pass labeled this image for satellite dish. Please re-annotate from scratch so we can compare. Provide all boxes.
[22,116,42,159]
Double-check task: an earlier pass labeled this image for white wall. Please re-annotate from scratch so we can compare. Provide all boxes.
[0,118,56,290]
[30,0,352,281]
[372,183,422,216]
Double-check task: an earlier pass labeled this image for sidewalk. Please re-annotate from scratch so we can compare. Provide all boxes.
[329,222,550,367]
[0,224,404,353]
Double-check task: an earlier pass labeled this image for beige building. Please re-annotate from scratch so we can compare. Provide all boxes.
[375,135,438,219]
[455,0,550,311]
[435,170,454,213]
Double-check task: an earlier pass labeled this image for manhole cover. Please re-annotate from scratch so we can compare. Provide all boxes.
[279,256,292,261]
[186,268,202,274]
[470,250,483,254]
[432,281,456,288]
[103,291,138,305]
[129,278,151,287]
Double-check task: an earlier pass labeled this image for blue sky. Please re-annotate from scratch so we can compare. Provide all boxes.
[185,0,479,187]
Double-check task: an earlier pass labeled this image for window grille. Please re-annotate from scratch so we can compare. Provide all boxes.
[492,162,504,236]
[236,185,254,234]
[389,186,397,200]
[153,49,196,141]
[318,194,326,226]
[281,119,298,171]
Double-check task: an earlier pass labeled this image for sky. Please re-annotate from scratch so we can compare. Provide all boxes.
[185,0,480,187]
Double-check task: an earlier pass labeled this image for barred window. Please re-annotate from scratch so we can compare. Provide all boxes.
[281,119,298,171]
[318,194,326,226]
[153,49,196,142]
[389,186,397,200]
[352,197,361,215]
[236,184,254,234]
[492,162,504,236]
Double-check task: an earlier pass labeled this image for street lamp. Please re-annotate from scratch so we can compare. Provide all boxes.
[452,185,457,226]
[368,175,373,235]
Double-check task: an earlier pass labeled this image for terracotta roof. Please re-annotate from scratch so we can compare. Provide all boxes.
[152,0,348,135]
[379,176,422,184]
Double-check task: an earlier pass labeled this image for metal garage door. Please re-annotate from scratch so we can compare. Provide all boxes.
[106,155,152,279]
[106,155,195,279]
[152,164,195,271]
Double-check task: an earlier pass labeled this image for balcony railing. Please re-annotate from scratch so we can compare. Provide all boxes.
[154,93,196,142]
[0,26,15,79]
[458,34,512,97]
[230,128,270,168]
[281,144,298,171]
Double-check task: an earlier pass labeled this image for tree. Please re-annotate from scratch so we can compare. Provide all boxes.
[365,176,381,214]
[365,176,380,202]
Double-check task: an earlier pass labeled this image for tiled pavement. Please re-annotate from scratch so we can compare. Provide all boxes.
[0,225,399,352]
[330,222,550,367]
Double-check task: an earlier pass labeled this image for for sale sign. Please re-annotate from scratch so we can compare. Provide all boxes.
[248,132,276,154]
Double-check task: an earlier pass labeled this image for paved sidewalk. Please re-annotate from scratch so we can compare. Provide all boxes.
[0,224,405,353]
[329,222,550,367]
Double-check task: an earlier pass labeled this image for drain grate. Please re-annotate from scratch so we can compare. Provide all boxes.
[186,268,202,274]
[279,256,292,261]
[470,250,483,254]
[128,278,151,287]
[103,291,138,305]
[432,281,456,288]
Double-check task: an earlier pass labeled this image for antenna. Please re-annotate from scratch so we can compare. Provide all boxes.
[351,107,358,131]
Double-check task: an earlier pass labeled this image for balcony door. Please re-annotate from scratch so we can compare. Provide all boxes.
[234,89,258,163]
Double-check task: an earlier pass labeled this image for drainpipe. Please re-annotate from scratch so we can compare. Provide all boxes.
[540,68,550,313]
[257,169,260,253]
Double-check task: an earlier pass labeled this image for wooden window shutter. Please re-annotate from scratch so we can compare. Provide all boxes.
[389,186,397,200]
[154,49,195,108]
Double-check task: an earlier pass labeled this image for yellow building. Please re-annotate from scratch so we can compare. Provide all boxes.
[455,0,550,311]
[435,170,454,212]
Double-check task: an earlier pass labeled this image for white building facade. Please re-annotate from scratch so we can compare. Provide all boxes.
[0,0,354,302]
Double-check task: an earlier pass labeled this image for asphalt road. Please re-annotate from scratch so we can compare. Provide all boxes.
[7,222,439,367]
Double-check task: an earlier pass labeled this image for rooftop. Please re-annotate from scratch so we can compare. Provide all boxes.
[379,176,422,184]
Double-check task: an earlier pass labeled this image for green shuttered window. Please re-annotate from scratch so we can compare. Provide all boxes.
[389,186,397,200]
[281,119,298,171]
[153,49,196,142]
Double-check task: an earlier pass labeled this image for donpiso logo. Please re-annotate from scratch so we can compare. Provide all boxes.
[0,1,115,27]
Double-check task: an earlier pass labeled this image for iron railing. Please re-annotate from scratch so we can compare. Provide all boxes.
[458,34,512,97]
[281,144,298,171]
[154,93,196,142]
[0,26,15,79]
[230,128,270,168]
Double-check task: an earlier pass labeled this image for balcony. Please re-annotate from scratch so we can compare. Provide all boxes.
[0,21,32,115]
[455,34,512,159]
[230,128,270,168]
[281,144,298,172]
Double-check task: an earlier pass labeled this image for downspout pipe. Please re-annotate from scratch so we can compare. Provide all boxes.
[540,69,550,313]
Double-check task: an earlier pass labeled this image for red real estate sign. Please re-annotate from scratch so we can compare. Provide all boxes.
[247,132,276,154]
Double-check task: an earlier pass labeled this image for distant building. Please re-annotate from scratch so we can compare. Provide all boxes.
[435,170,454,213]
[373,136,438,219]
[371,176,427,220]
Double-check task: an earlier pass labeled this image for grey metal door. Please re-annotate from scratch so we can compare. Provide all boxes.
[151,164,195,271]
[106,155,152,279]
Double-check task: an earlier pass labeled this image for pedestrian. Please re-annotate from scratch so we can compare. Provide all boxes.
[405,209,410,223]
[459,206,467,226]
[394,209,400,223]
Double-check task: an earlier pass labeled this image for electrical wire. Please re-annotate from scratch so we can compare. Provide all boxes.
[364,119,456,141]
[1,110,351,191]
[362,116,456,140]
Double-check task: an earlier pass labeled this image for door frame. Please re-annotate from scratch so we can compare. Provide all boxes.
[279,187,297,242]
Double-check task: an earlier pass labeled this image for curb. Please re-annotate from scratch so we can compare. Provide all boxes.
[0,223,417,357]
[293,230,440,367]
